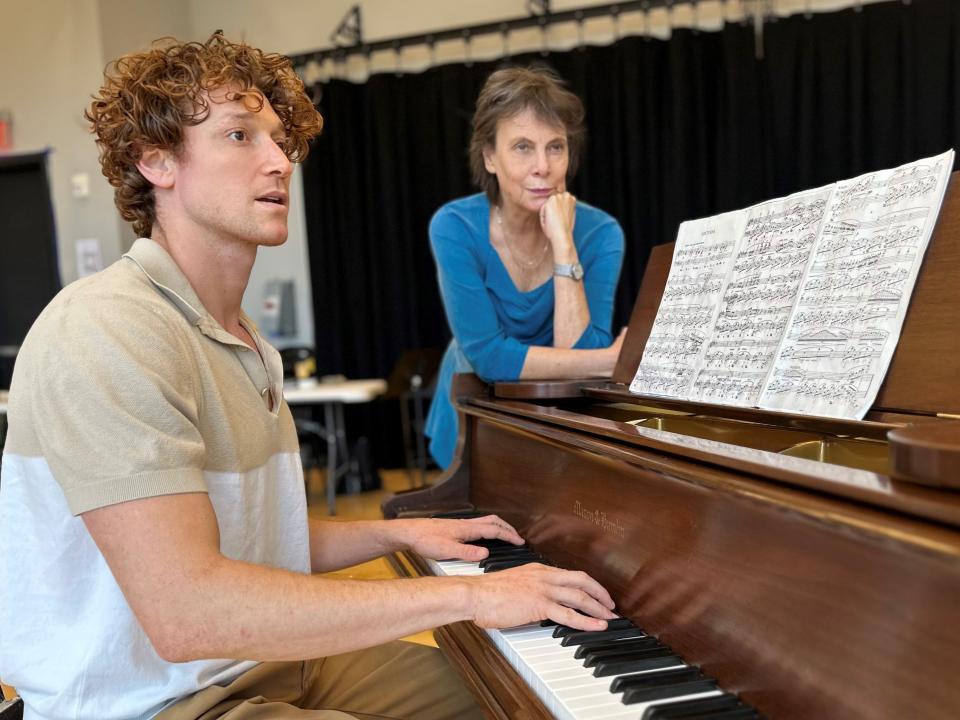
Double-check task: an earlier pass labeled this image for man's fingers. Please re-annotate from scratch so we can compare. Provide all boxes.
[558,569,616,610]
[470,563,619,631]
[440,540,488,562]
[548,605,609,632]
[466,515,524,545]
[549,584,618,623]
[460,543,489,561]
[508,564,617,616]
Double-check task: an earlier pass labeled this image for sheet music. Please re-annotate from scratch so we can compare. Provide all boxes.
[759,152,954,418]
[630,149,955,420]
[629,209,744,397]
[688,186,834,407]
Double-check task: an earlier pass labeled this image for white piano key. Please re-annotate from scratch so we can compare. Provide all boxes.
[525,644,579,659]
[501,625,555,640]
[428,556,729,720]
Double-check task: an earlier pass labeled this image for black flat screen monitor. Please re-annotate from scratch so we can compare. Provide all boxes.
[0,151,61,387]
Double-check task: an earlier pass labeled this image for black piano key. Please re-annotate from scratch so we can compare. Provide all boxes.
[622,678,718,705]
[478,551,539,569]
[540,607,599,628]
[680,709,761,720]
[643,693,742,719]
[482,560,520,572]
[465,538,520,550]
[552,617,635,638]
[440,544,527,562]
[483,557,550,572]
[479,553,534,566]
[609,666,702,693]
[484,545,535,557]
[593,653,682,677]
[575,635,662,660]
[560,626,646,646]
[484,548,543,562]
[584,644,674,668]
[432,509,484,519]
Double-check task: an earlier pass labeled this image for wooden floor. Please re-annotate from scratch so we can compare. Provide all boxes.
[307,466,441,648]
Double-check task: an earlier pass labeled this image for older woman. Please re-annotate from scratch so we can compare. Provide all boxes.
[426,65,626,469]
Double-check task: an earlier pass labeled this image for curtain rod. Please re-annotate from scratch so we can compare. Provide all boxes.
[290,0,705,69]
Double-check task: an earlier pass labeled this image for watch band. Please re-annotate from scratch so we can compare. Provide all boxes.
[554,262,584,281]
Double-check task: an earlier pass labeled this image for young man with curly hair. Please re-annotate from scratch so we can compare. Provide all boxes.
[0,33,615,720]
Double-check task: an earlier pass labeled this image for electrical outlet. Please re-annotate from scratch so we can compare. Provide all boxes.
[71,173,90,199]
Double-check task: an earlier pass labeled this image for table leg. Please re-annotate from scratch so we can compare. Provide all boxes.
[324,402,338,516]
[413,388,427,488]
[336,402,361,494]
[400,394,415,487]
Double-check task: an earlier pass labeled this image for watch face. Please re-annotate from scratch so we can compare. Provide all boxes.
[555,262,585,280]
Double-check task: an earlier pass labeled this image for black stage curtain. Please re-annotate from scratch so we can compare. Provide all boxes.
[300,0,960,466]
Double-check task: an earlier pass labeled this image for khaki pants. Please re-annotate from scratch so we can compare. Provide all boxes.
[156,641,484,720]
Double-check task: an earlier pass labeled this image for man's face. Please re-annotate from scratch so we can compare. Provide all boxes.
[170,86,292,248]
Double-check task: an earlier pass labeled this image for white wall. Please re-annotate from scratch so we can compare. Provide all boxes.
[243,166,315,349]
[0,0,317,346]
[1,0,121,282]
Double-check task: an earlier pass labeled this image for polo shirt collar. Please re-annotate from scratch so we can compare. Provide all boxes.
[122,238,284,414]
[122,237,255,347]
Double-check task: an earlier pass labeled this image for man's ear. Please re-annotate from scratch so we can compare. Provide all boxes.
[136,146,176,189]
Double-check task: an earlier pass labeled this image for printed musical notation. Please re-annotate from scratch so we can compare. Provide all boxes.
[759,151,953,417]
[630,209,746,398]
[690,187,834,406]
[631,149,955,420]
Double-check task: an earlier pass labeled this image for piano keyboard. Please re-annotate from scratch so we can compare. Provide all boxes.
[427,542,763,720]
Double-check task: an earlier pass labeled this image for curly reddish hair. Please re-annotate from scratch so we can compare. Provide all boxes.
[86,32,323,237]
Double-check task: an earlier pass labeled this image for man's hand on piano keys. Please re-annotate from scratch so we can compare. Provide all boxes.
[468,563,617,632]
[393,514,525,562]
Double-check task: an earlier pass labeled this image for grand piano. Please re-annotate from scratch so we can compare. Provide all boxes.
[382,177,960,719]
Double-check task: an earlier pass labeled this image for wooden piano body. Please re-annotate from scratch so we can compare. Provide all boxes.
[383,176,960,719]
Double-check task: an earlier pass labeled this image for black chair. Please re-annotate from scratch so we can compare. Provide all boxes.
[383,348,443,488]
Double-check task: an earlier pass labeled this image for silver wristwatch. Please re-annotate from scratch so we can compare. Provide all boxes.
[554,262,584,281]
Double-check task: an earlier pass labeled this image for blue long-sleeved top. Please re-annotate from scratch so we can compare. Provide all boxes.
[425,193,625,468]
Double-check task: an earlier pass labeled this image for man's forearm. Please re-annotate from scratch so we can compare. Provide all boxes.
[159,557,473,662]
[309,518,413,572]
[83,484,614,668]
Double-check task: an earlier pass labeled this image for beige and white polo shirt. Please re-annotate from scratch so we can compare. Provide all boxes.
[0,238,310,720]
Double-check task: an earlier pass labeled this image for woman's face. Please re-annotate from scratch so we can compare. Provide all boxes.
[483,107,569,215]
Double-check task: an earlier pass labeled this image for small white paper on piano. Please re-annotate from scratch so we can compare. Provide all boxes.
[631,149,955,420]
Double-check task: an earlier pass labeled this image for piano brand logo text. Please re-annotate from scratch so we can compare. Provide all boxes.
[573,501,626,538]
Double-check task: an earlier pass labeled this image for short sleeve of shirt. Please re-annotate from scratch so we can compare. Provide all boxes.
[21,291,207,515]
